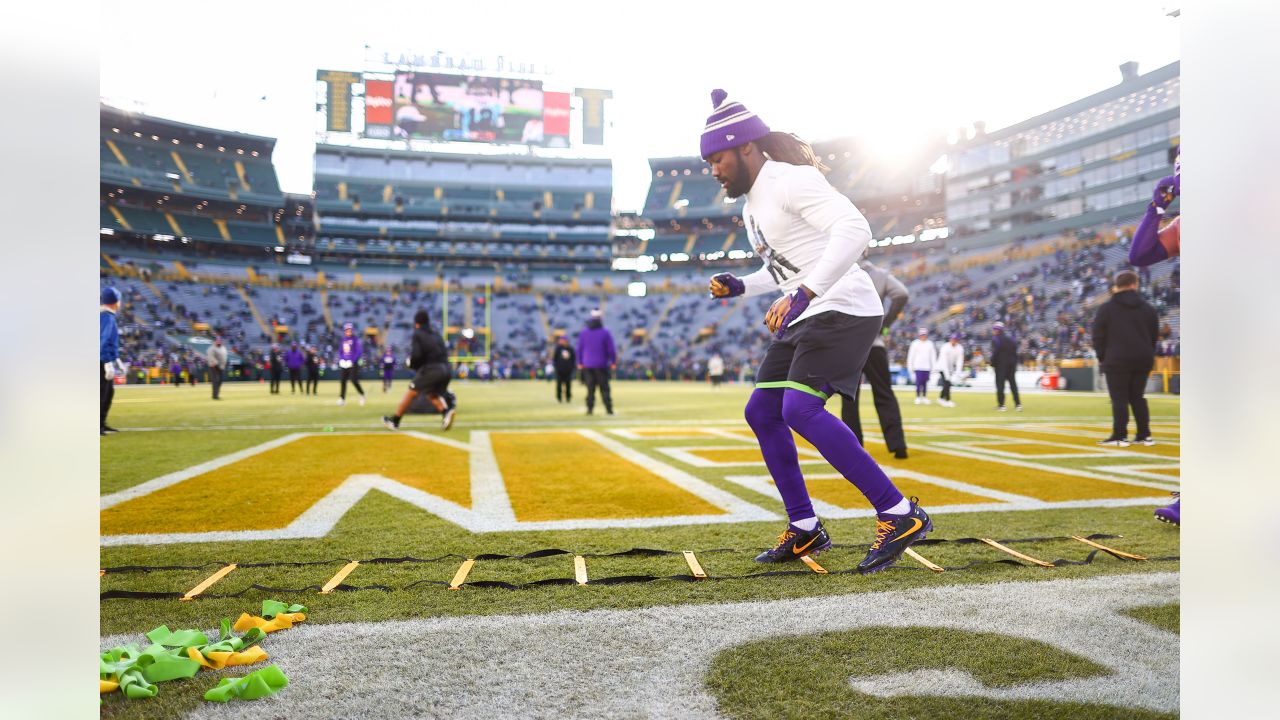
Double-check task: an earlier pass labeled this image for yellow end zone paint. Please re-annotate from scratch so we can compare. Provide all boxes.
[801,477,999,510]
[975,427,1180,458]
[862,442,1157,502]
[626,428,721,438]
[971,442,1107,456]
[101,435,471,535]
[492,432,724,522]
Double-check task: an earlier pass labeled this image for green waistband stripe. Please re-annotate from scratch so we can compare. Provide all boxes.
[754,381,829,400]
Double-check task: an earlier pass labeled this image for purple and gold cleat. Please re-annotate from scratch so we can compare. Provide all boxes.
[1155,494,1180,526]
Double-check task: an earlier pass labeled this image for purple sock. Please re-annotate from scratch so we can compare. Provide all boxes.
[781,388,906,514]
[744,388,814,523]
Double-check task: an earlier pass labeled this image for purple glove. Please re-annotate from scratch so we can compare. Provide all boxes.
[1152,175,1179,209]
[775,289,812,339]
[709,273,745,298]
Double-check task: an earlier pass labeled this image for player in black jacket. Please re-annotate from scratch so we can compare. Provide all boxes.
[1092,270,1160,446]
[383,310,457,431]
[551,335,576,403]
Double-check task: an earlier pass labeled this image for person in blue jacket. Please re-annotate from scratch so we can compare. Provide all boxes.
[100,287,125,435]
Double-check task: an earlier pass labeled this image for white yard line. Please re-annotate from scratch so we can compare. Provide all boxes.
[154,572,1179,720]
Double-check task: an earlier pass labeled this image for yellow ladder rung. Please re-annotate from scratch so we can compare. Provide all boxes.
[980,539,1055,568]
[904,547,945,573]
[448,559,475,590]
[574,555,588,585]
[1071,535,1147,561]
[799,555,828,574]
[682,551,707,579]
[319,561,360,594]
[181,564,237,601]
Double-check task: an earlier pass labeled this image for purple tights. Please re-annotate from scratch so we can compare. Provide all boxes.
[744,387,905,522]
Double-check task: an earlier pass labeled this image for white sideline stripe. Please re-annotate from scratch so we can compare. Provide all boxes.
[467,431,516,525]
[100,433,308,510]
[576,430,778,523]
[163,573,1179,719]
[910,440,1181,493]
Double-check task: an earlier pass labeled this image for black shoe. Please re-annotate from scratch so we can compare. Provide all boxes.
[382,415,400,431]
[606,408,614,415]
[754,522,833,563]
[857,498,933,574]
[893,448,909,460]
[102,425,120,434]
[100,428,108,436]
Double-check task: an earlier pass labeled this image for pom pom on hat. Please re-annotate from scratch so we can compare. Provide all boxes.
[710,88,728,108]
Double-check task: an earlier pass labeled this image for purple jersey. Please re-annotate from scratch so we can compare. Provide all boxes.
[339,336,363,363]
[382,353,395,377]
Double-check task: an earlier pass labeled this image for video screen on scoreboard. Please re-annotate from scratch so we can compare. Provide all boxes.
[386,72,549,144]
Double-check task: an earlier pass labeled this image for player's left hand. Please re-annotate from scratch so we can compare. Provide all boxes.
[1152,174,1179,209]
[767,287,813,338]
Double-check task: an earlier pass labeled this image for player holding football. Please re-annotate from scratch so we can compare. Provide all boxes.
[703,89,931,572]
[383,310,456,431]
[1128,148,1181,527]
[336,322,366,406]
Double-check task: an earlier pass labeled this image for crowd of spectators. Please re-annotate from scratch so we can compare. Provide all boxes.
[100,230,1180,385]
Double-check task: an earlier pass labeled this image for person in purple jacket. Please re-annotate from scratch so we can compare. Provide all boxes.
[284,341,305,394]
[336,322,366,406]
[576,308,617,415]
[381,345,396,392]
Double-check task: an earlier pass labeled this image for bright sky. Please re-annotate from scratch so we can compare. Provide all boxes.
[99,0,1180,213]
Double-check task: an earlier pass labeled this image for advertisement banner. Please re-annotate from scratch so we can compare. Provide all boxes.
[390,72,544,144]
[317,70,361,133]
[543,91,571,148]
[364,79,394,128]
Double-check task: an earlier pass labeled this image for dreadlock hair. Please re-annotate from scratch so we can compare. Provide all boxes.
[755,132,830,173]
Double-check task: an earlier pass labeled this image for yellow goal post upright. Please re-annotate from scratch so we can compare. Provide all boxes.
[441,282,492,365]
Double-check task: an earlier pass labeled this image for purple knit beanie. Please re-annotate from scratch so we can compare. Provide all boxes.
[700,89,770,159]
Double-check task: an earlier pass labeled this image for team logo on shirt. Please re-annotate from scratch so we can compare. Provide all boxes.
[748,215,801,285]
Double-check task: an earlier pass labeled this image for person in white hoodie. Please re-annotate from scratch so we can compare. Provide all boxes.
[906,328,936,405]
[934,334,965,408]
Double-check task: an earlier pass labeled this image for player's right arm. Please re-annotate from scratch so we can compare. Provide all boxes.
[709,268,776,299]
[882,274,910,329]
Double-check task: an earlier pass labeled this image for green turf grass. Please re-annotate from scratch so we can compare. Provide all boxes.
[706,627,1176,720]
[1123,603,1180,634]
[99,380,1179,719]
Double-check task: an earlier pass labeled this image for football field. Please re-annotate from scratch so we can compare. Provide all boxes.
[100,379,1180,719]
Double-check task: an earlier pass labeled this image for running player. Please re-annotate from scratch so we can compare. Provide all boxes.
[702,89,931,573]
[383,310,456,431]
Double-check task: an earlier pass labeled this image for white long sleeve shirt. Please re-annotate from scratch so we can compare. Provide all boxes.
[737,160,883,322]
[907,338,937,371]
[935,341,965,377]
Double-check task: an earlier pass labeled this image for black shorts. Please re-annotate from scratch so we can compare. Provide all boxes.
[410,363,451,395]
[755,311,882,400]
